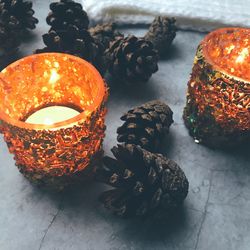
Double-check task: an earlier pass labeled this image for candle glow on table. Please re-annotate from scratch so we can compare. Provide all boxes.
[25,106,80,125]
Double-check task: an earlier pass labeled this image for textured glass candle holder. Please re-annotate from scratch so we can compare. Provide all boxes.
[183,28,250,147]
[0,53,108,189]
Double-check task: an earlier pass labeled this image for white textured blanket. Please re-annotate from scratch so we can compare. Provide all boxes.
[82,0,250,31]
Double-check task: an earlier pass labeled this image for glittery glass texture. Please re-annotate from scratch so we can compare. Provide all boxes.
[0,53,108,187]
[184,28,250,147]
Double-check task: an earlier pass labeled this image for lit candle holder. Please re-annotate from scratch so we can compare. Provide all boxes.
[183,27,250,147]
[0,53,108,189]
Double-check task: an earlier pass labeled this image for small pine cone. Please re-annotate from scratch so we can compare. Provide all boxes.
[0,21,21,59]
[89,22,123,49]
[46,0,89,31]
[117,100,173,152]
[0,0,38,31]
[106,35,159,82]
[35,25,106,75]
[96,144,189,217]
[144,16,176,56]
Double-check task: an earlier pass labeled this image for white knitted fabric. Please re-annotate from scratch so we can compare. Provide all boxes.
[82,0,250,31]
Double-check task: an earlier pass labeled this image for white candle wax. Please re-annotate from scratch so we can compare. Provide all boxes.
[25,106,80,125]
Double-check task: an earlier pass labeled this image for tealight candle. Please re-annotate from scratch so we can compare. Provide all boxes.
[0,53,108,189]
[25,106,80,125]
[183,27,250,147]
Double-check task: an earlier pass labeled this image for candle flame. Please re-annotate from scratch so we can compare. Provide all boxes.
[225,45,235,54]
[236,48,249,63]
[49,69,60,84]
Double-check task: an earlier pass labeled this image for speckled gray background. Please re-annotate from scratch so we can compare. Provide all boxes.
[0,1,249,250]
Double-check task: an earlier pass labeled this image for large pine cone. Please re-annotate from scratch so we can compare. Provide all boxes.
[35,25,106,75]
[0,21,20,58]
[97,144,189,217]
[89,22,123,50]
[0,0,38,31]
[117,100,173,152]
[106,35,159,82]
[145,16,176,56]
[46,0,89,31]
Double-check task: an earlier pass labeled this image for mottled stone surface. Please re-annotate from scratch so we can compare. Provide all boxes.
[0,1,249,249]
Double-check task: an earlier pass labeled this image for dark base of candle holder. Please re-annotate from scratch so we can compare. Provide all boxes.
[16,150,104,191]
[183,103,250,148]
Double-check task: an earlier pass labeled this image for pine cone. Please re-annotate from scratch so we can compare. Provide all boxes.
[117,100,173,152]
[0,0,38,31]
[89,22,123,49]
[106,35,159,82]
[46,0,89,31]
[0,21,20,58]
[145,16,176,56]
[97,144,189,217]
[35,25,106,75]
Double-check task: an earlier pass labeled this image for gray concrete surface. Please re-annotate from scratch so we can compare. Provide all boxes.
[0,1,249,250]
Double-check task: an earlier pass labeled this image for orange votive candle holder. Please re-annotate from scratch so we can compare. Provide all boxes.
[0,53,108,189]
[184,27,250,147]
